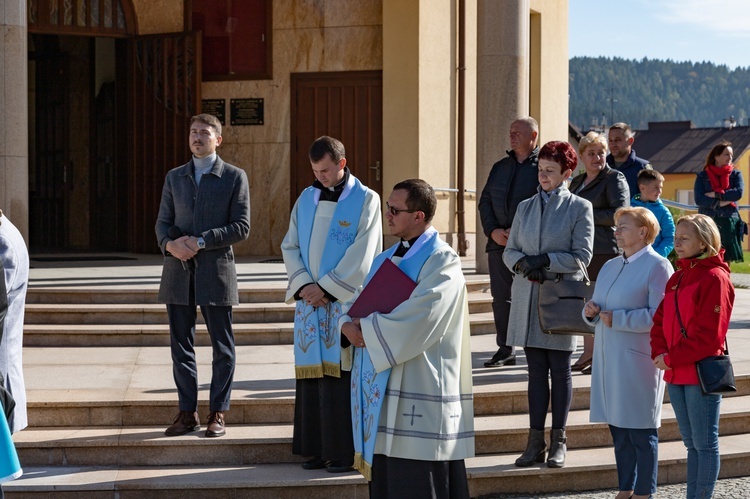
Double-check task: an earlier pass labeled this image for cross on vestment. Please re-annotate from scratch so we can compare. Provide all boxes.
[403,404,423,426]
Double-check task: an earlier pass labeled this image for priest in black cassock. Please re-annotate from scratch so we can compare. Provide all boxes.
[281,136,382,472]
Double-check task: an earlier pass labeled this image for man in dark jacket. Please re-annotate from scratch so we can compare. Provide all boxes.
[155,113,251,438]
[478,117,540,367]
[607,122,652,194]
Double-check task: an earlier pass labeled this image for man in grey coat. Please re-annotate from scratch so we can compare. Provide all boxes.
[155,113,251,438]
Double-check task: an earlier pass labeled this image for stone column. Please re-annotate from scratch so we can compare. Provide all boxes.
[0,0,29,238]
[475,0,529,273]
[382,0,456,247]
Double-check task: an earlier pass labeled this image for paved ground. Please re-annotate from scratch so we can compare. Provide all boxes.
[483,475,750,498]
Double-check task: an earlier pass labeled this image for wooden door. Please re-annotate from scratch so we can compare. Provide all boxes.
[290,71,383,206]
[127,32,201,253]
[30,36,70,249]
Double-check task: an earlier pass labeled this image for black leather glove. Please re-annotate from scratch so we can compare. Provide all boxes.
[516,253,550,277]
[526,268,546,283]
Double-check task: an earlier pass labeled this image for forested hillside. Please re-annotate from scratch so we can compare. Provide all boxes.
[569,56,750,131]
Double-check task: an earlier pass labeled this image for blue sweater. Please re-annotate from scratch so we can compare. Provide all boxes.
[631,194,675,257]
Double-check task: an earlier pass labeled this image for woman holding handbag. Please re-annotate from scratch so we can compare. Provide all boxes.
[650,214,735,499]
[585,207,673,499]
[503,141,594,468]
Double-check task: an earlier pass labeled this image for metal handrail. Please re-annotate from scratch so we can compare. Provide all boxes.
[433,188,476,194]
[661,199,750,211]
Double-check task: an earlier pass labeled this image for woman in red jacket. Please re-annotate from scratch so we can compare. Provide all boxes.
[650,214,735,499]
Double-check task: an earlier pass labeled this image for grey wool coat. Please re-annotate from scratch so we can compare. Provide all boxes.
[503,186,594,351]
[155,156,251,306]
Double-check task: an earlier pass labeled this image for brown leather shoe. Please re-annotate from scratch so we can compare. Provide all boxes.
[165,411,200,436]
[205,411,226,437]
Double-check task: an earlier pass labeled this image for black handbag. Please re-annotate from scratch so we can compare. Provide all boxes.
[674,274,736,395]
[538,259,595,336]
[0,263,15,422]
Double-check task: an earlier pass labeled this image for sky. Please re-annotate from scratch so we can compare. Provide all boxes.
[569,0,750,70]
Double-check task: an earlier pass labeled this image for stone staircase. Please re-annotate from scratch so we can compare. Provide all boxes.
[7,260,750,498]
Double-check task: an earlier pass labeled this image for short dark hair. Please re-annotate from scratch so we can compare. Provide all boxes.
[392,179,437,223]
[637,169,664,185]
[191,114,222,136]
[539,141,578,173]
[309,136,346,163]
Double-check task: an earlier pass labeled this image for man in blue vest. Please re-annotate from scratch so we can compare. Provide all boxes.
[607,122,652,195]
[282,136,382,473]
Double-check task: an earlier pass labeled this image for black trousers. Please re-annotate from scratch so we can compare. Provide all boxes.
[524,347,573,431]
[167,279,236,413]
[488,248,514,355]
[370,454,470,499]
[292,372,354,462]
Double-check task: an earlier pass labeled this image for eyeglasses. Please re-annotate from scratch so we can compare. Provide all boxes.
[385,202,416,217]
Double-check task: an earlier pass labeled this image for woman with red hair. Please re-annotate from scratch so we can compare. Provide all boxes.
[694,141,745,262]
[503,141,594,468]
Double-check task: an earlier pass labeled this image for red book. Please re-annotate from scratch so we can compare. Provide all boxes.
[347,258,417,319]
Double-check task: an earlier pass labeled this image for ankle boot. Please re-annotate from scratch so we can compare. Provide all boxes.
[547,428,567,468]
[515,429,547,467]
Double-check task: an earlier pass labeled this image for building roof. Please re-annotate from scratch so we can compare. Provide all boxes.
[633,121,750,174]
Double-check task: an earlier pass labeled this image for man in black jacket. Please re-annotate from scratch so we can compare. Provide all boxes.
[607,122,652,195]
[478,117,540,367]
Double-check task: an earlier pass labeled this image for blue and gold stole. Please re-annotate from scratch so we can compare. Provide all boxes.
[351,228,445,480]
[293,175,367,379]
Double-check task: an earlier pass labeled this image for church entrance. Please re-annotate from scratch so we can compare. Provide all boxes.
[27,0,200,253]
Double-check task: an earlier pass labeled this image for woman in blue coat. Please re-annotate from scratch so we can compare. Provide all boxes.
[584,206,673,499]
[694,140,744,262]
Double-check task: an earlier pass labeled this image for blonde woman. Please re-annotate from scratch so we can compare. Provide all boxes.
[585,207,673,499]
[569,132,630,373]
[651,214,735,499]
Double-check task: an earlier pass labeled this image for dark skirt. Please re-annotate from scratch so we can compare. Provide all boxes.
[292,371,354,462]
[714,216,744,263]
[369,454,470,499]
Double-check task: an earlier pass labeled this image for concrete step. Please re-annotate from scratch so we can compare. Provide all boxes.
[25,287,288,305]
[15,395,750,467]
[22,311,494,347]
[22,341,750,428]
[7,434,750,498]
[23,292,491,326]
[25,278,491,305]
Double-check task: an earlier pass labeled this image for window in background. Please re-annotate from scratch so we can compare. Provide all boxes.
[192,0,272,81]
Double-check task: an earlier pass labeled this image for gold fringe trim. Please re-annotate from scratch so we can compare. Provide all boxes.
[322,361,341,378]
[295,365,323,379]
[353,452,372,481]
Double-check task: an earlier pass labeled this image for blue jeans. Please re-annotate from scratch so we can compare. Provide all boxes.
[668,384,722,499]
[609,425,658,496]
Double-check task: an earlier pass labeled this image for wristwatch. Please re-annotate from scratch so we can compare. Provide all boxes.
[196,237,206,250]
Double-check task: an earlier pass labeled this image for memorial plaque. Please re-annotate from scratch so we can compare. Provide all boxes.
[230,98,264,126]
[201,99,226,125]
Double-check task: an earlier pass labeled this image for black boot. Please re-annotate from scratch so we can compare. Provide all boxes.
[515,429,547,467]
[547,428,567,468]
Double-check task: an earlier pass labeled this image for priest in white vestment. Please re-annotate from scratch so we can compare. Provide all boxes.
[281,136,382,472]
[341,179,474,498]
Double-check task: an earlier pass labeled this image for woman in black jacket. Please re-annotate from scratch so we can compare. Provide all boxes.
[568,132,630,372]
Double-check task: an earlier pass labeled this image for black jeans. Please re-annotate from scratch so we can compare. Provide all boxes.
[488,248,514,355]
[524,347,573,430]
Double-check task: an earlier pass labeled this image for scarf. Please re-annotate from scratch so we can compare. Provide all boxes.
[351,228,445,480]
[293,175,367,379]
[706,164,736,208]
